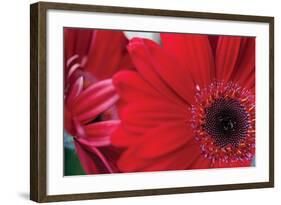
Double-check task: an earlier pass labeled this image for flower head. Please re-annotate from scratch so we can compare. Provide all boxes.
[64,28,133,174]
[112,34,255,172]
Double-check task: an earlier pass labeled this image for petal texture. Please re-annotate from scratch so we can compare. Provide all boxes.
[161,33,215,88]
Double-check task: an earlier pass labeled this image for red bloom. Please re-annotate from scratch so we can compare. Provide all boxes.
[64,28,133,174]
[112,34,255,172]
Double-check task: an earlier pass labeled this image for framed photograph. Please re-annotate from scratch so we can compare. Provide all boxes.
[30,1,274,202]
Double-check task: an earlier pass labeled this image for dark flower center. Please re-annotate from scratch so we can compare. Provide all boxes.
[219,115,236,132]
[203,98,249,148]
[190,82,255,165]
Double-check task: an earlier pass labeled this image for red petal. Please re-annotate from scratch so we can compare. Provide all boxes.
[64,107,75,136]
[71,79,119,123]
[74,140,118,174]
[231,37,255,88]
[118,51,135,71]
[77,136,111,148]
[84,30,129,79]
[113,70,162,103]
[120,101,188,135]
[73,79,113,106]
[213,159,252,168]
[75,93,118,123]
[208,35,219,56]
[189,155,210,170]
[74,140,99,174]
[127,38,193,105]
[74,29,93,57]
[134,122,194,159]
[64,28,93,73]
[64,28,76,62]
[244,71,255,90]
[111,125,137,147]
[114,71,188,135]
[161,33,215,88]
[215,36,241,82]
[118,140,200,172]
[84,120,120,139]
[73,81,116,115]
[142,142,201,171]
[66,76,83,107]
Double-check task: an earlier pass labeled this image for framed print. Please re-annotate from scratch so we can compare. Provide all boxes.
[30,1,274,202]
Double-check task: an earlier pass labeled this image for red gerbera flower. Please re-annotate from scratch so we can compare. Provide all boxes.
[64,28,133,174]
[112,34,255,172]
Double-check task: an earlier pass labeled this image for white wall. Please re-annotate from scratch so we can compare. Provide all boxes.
[0,0,279,204]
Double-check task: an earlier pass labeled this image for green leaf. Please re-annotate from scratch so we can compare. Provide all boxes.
[64,131,86,176]
[64,146,86,176]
